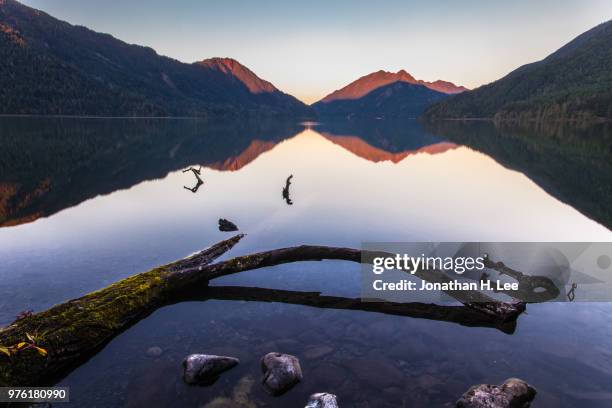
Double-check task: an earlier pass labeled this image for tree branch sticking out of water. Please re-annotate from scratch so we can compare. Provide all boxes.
[0,234,525,387]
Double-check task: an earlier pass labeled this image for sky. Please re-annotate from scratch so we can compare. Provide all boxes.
[20,0,612,104]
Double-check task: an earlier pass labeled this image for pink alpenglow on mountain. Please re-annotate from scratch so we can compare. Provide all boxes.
[320,70,467,103]
[197,57,278,94]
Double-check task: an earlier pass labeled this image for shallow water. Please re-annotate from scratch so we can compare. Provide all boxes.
[0,118,611,407]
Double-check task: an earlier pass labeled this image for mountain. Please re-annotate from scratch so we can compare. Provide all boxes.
[423,20,612,121]
[313,70,466,118]
[195,57,309,116]
[0,0,310,117]
[314,81,450,118]
[197,57,278,94]
[319,70,466,103]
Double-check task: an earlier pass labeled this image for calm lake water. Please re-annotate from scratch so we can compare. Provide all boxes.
[1,117,611,407]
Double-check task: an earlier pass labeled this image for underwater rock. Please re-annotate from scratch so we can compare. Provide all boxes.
[182,354,240,385]
[202,376,256,408]
[457,378,536,408]
[146,346,163,357]
[218,218,239,232]
[261,352,303,395]
[304,345,334,360]
[305,392,339,408]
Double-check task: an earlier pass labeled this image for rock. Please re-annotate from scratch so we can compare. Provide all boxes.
[146,346,163,357]
[203,376,256,408]
[219,218,239,232]
[457,378,536,408]
[261,352,303,395]
[304,345,334,360]
[182,354,239,385]
[305,392,339,408]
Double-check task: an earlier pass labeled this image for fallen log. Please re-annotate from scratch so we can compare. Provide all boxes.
[0,235,524,386]
[0,234,244,387]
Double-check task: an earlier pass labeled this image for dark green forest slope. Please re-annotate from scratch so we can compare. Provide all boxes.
[0,0,310,117]
[423,20,612,121]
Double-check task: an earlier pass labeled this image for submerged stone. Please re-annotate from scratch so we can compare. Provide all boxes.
[183,354,240,385]
[202,376,256,408]
[261,352,303,395]
[146,346,163,357]
[456,378,536,408]
[304,345,334,360]
[305,392,339,408]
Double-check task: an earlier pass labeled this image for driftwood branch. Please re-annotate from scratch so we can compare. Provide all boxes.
[1,235,525,386]
[484,258,561,302]
[177,246,525,321]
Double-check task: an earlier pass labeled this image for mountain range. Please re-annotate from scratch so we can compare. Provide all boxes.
[0,0,310,117]
[1,0,611,120]
[424,20,612,121]
[313,70,467,118]
[0,0,466,119]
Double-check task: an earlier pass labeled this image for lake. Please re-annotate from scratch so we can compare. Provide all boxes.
[0,117,611,407]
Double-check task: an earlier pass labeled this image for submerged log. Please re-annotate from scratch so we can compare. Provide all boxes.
[198,286,519,334]
[0,235,524,386]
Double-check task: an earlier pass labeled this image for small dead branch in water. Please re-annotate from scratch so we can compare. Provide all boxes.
[567,283,577,301]
[182,166,202,176]
[183,166,204,193]
[484,258,560,302]
[282,175,293,205]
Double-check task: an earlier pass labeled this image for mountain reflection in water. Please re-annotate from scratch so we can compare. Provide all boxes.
[0,117,611,407]
[1,117,610,230]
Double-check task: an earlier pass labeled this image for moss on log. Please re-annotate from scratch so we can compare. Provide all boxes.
[0,234,244,387]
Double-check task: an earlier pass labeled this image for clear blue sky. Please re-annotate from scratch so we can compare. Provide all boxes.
[20,0,612,103]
